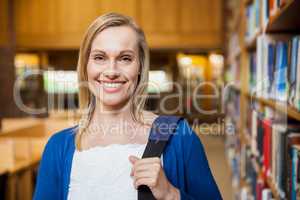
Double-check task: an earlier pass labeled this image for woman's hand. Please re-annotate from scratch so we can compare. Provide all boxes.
[129,155,180,200]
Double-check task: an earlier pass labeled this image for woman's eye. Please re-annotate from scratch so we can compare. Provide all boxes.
[94,55,105,61]
[120,56,132,62]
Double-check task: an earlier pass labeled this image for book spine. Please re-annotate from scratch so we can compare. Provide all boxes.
[295,38,300,110]
[291,147,298,200]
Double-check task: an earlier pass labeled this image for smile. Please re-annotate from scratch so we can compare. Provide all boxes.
[103,82,123,88]
[97,80,127,93]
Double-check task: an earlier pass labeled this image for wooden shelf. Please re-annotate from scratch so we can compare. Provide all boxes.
[0,168,8,176]
[245,93,300,121]
[266,0,300,32]
[228,48,241,63]
[239,131,251,146]
[226,0,300,198]
[251,157,261,174]
[8,156,40,174]
[229,85,241,93]
[266,177,281,200]
[244,29,261,50]
[239,177,251,191]
[244,0,253,5]
[244,131,251,146]
[249,158,281,200]
[231,2,244,34]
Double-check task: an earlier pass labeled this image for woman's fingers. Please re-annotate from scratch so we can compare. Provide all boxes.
[130,156,161,174]
[134,170,156,180]
[128,155,139,164]
[129,156,162,189]
[134,177,157,189]
[132,162,160,174]
[130,156,160,166]
[135,157,161,165]
[129,155,175,200]
[131,164,147,176]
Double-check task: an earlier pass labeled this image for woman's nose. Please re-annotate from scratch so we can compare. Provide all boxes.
[104,72,119,79]
[103,60,120,79]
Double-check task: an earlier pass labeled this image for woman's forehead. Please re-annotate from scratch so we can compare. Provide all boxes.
[91,26,138,54]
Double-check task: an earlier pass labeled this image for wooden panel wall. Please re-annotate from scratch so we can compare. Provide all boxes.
[139,0,222,49]
[0,0,20,117]
[0,0,9,46]
[14,0,223,49]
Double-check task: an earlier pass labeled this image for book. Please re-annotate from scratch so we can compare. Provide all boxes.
[272,124,287,197]
[262,118,272,179]
[249,51,257,95]
[261,0,269,28]
[245,108,300,199]
[256,178,265,200]
[274,41,289,102]
[288,36,299,107]
[248,35,300,104]
[251,110,259,156]
[294,37,300,110]
[245,0,261,42]
[285,130,300,199]
[226,0,300,199]
[262,188,272,200]
[269,0,279,17]
[291,145,300,200]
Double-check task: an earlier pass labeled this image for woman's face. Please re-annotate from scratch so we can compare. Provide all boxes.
[87,26,140,110]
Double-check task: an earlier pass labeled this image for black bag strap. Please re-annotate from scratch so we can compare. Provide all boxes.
[138,115,183,200]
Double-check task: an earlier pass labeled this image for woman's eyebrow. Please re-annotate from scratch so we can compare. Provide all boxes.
[119,50,135,54]
[90,49,105,54]
[90,49,135,55]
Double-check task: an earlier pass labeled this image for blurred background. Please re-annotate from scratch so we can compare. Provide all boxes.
[1,0,300,200]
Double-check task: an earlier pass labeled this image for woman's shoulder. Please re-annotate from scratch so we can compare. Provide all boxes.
[45,125,78,150]
[152,114,194,137]
[167,116,203,153]
[164,116,207,165]
[153,114,198,144]
[141,110,159,125]
[172,116,197,141]
[38,126,78,169]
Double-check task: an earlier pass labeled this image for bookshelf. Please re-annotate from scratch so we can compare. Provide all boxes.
[244,0,254,5]
[266,0,300,32]
[225,0,300,199]
[241,129,282,199]
[266,177,281,199]
[244,30,261,50]
[246,93,300,121]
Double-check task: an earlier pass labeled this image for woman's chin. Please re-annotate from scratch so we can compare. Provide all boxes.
[99,97,129,110]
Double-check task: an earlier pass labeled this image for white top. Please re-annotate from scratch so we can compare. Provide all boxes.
[67,143,163,200]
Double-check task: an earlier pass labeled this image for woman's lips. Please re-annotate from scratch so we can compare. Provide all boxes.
[97,80,127,93]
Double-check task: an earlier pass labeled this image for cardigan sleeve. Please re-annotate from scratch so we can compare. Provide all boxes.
[33,134,63,200]
[179,120,223,200]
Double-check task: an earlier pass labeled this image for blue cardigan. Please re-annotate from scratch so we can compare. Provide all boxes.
[33,118,222,200]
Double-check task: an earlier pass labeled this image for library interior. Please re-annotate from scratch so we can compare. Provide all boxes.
[0,0,300,200]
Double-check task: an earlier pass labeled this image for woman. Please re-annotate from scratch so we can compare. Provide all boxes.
[33,13,222,200]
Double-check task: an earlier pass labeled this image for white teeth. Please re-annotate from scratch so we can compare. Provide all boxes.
[102,82,123,88]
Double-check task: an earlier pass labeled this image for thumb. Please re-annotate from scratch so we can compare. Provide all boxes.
[129,155,140,177]
[129,155,139,164]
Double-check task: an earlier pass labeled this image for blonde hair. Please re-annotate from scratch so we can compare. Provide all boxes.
[76,13,150,150]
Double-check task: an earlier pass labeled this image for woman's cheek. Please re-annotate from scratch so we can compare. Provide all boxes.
[87,63,102,78]
[124,70,139,94]
[86,66,101,97]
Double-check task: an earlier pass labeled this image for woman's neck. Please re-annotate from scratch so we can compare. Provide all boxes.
[91,99,135,127]
[80,101,158,149]
[81,100,148,148]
